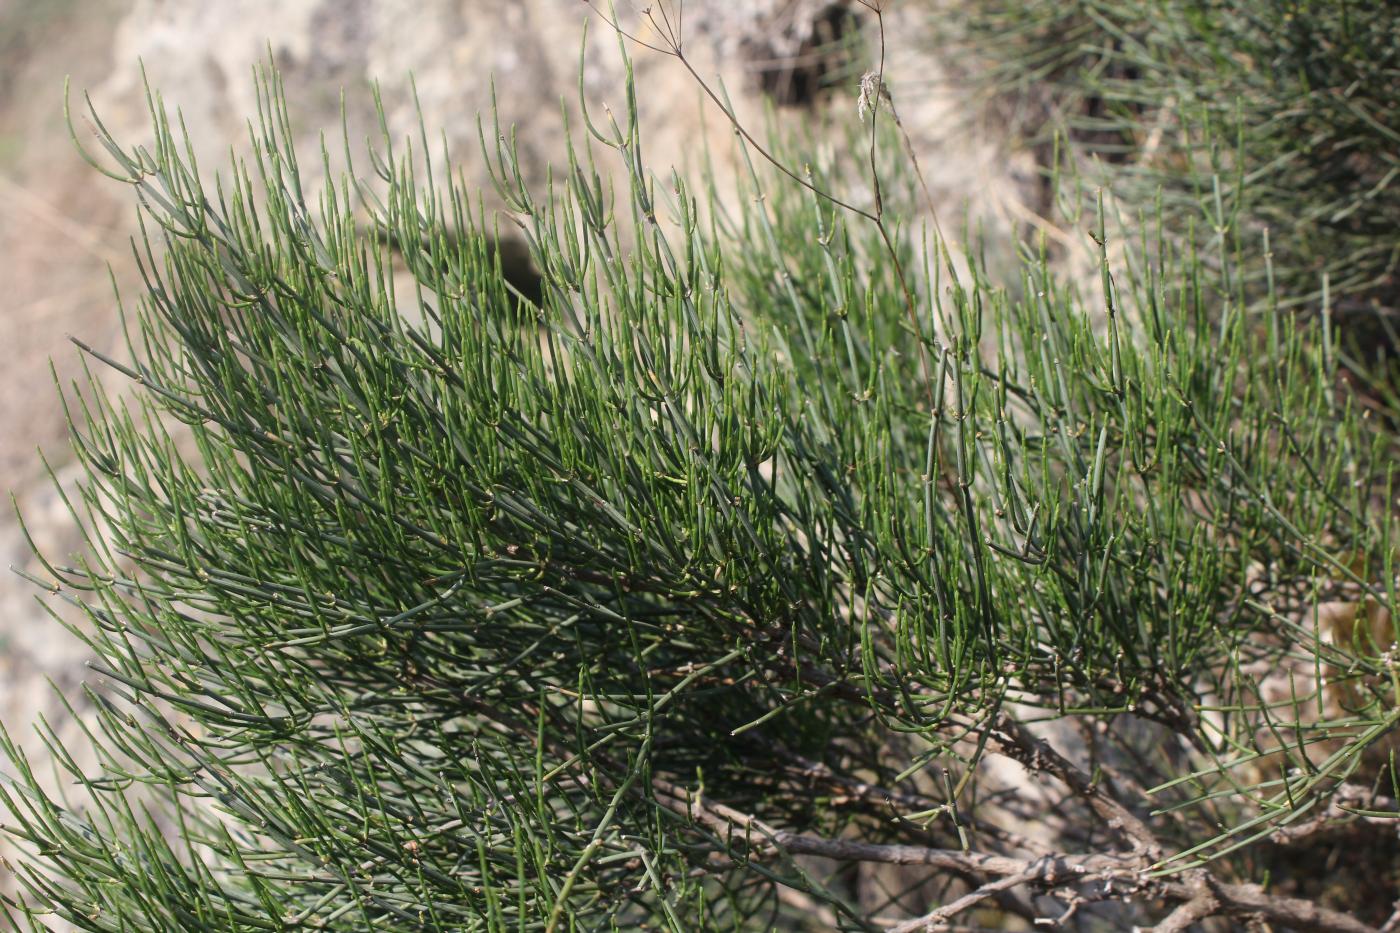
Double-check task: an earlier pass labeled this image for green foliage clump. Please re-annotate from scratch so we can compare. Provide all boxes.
[945,0,1400,321]
[1,47,1397,931]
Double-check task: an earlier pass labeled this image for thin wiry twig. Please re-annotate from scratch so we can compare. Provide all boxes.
[582,0,937,409]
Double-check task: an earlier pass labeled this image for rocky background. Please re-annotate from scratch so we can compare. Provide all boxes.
[0,0,1041,896]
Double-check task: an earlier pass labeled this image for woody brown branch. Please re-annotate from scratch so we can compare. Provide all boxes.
[654,744,1378,933]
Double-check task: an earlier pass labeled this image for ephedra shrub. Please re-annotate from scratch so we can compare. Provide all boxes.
[939,0,1400,377]
[1,39,1397,933]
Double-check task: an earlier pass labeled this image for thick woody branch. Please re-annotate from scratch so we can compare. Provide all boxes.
[1153,876,1377,933]
[654,778,1377,933]
[1149,888,1218,933]
[885,870,1040,933]
[982,713,1163,860]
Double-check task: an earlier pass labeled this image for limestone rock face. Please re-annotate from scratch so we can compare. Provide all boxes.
[91,1,794,209]
[87,1,1034,238]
